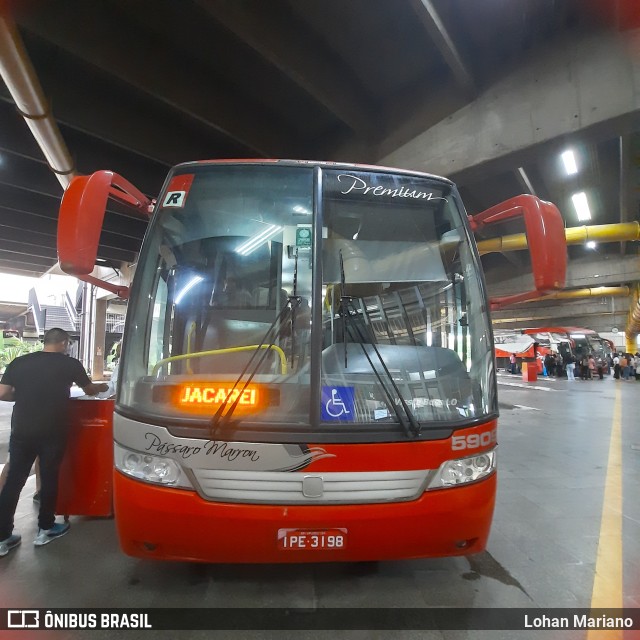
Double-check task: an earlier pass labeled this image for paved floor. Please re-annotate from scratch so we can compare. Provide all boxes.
[0,374,638,639]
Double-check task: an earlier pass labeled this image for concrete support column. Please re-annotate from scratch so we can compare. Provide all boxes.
[92,298,107,380]
[79,282,93,373]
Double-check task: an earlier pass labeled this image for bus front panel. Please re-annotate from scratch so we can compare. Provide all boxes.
[114,162,497,562]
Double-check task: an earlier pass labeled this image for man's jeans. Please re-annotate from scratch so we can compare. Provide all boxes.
[0,435,66,539]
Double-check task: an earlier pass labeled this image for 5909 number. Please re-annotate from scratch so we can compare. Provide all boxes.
[451,429,497,451]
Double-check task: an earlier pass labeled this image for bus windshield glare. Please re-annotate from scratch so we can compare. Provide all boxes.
[119,163,496,439]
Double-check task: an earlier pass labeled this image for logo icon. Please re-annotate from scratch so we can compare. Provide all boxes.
[8,610,39,628]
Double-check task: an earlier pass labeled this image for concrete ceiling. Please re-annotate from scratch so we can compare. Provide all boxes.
[0,0,638,334]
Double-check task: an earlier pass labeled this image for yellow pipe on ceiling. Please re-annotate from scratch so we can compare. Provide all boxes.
[479,221,640,345]
[625,285,640,352]
[492,287,629,323]
[529,286,630,302]
[477,222,640,255]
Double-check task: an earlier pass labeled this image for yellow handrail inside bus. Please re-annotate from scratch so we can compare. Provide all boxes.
[152,344,288,376]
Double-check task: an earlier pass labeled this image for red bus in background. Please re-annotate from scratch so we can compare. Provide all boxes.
[57,161,566,564]
[495,326,613,374]
[522,327,613,371]
[493,330,543,373]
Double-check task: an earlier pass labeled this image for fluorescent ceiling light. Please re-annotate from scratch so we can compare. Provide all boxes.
[517,167,537,195]
[235,225,283,256]
[175,275,203,305]
[561,150,578,175]
[586,241,597,249]
[572,191,591,221]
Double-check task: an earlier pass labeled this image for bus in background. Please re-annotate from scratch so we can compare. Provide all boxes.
[493,330,545,374]
[522,327,613,372]
[57,161,566,563]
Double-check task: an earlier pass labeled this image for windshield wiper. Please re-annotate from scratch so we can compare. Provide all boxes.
[338,251,421,437]
[342,303,422,438]
[209,296,300,435]
[340,251,348,369]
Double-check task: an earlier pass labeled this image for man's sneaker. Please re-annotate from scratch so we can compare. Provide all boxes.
[34,522,70,547]
[33,491,40,503]
[0,534,21,557]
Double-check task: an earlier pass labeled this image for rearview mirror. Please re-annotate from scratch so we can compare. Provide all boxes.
[468,195,567,310]
[58,170,152,298]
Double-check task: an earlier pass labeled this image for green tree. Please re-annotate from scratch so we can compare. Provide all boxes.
[0,341,43,374]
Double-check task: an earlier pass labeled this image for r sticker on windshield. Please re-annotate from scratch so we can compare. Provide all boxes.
[162,174,194,208]
[321,386,355,421]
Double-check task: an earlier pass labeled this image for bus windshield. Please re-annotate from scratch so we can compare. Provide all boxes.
[119,163,496,439]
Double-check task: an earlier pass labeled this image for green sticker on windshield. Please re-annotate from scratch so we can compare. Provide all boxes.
[296,226,312,248]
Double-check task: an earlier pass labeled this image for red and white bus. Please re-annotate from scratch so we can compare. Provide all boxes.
[494,326,614,374]
[58,161,566,563]
[493,330,542,373]
[522,327,613,370]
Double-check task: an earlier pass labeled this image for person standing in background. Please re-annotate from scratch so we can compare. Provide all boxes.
[620,353,629,380]
[0,328,108,557]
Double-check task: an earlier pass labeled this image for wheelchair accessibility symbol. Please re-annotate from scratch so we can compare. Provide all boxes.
[321,386,355,421]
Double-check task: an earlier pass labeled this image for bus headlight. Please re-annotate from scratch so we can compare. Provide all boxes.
[428,449,496,489]
[114,442,193,488]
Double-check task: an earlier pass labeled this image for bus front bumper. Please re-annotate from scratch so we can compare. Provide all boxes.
[113,471,496,563]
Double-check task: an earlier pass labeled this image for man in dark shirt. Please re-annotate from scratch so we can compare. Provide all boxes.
[0,328,108,557]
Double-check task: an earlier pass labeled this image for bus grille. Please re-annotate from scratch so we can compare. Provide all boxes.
[190,469,431,504]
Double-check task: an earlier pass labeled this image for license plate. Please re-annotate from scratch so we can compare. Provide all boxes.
[278,528,347,550]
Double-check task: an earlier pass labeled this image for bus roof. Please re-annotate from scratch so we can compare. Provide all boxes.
[171,159,454,186]
[522,327,600,336]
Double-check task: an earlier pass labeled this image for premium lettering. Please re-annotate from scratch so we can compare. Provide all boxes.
[337,174,447,201]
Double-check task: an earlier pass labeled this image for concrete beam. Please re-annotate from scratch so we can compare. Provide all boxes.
[485,254,640,296]
[14,3,297,157]
[491,294,629,329]
[491,305,629,335]
[408,0,476,95]
[380,29,640,178]
[486,252,638,334]
[196,0,373,136]
[492,295,629,317]
[492,316,629,336]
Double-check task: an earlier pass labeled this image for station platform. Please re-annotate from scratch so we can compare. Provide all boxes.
[0,374,639,639]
